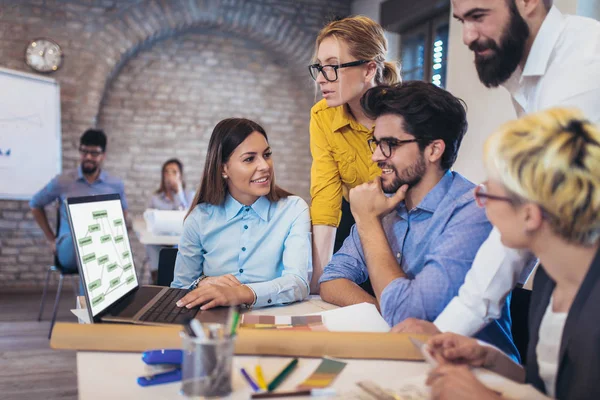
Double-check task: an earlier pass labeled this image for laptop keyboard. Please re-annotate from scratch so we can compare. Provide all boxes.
[139,288,198,324]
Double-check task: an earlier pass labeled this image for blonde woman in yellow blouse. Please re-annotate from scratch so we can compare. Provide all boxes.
[308,16,400,293]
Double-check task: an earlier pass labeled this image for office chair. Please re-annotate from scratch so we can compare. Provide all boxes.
[510,286,532,365]
[37,207,80,339]
[157,247,178,287]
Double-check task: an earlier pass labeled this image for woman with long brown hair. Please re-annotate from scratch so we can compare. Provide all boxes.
[308,16,400,293]
[173,118,311,310]
[145,158,194,283]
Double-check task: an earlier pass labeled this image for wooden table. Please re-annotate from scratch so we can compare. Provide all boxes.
[76,298,429,399]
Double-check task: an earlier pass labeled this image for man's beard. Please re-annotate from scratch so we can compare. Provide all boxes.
[471,3,530,88]
[81,161,98,174]
[379,155,426,194]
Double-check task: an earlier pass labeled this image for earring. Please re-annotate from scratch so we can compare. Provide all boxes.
[222,174,228,179]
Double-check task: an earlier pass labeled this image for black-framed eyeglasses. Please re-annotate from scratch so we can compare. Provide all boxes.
[308,60,369,82]
[367,138,418,158]
[79,148,104,158]
[473,183,514,208]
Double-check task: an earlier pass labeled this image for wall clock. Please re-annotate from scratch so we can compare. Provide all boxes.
[25,38,63,73]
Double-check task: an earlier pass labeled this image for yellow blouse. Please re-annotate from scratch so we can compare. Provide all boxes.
[309,98,381,227]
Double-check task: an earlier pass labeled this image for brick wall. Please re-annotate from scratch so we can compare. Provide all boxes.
[0,0,351,290]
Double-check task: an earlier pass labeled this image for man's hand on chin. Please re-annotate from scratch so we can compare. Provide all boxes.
[349,177,408,223]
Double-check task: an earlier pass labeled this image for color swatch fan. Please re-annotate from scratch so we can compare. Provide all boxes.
[240,315,327,331]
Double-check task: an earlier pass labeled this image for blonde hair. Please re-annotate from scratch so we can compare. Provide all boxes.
[314,16,400,85]
[484,108,600,245]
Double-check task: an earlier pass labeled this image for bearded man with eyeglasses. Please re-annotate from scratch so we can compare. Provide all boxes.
[30,129,128,277]
[318,81,519,361]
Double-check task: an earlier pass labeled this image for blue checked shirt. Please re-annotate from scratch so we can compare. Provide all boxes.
[171,194,311,308]
[29,166,128,245]
[320,171,519,361]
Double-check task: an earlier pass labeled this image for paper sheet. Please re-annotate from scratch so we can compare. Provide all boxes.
[335,368,551,400]
[71,308,91,324]
[143,209,186,235]
[312,303,391,333]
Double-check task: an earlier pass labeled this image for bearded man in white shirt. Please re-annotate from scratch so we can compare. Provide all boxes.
[393,0,600,337]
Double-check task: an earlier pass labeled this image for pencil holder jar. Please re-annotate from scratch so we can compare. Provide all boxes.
[181,324,236,398]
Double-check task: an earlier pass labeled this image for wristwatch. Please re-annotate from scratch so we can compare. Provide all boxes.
[189,274,207,290]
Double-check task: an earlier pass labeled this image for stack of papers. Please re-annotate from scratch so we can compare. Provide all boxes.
[143,209,186,235]
[313,303,391,333]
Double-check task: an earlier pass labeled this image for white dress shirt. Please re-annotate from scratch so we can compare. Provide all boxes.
[435,6,600,335]
[536,298,568,398]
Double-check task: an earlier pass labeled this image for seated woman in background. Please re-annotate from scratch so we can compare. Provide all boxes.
[145,158,194,283]
[172,118,311,310]
[150,158,194,211]
[426,108,600,400]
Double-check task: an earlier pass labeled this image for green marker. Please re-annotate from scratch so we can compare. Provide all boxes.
[267,358,298,392]
[228,306,241,337]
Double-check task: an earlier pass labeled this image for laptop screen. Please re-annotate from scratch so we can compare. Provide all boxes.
[66,194,138,317]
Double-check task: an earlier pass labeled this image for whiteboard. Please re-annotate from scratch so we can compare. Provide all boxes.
[0,67,61,199]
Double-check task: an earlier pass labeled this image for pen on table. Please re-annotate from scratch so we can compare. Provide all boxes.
[228,306,241,337]
[240,367,260,392]
[356,381,398,400]
[189,318,207,339]
[267,358,299,392]
[182,318,196,338]
[251,388,336,398]
[255,365,268,391]
[408,337,438,367]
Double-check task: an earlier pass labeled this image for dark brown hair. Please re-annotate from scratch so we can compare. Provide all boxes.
[186,118,290,218]
[361,81,468,171]
[155,158,186,195]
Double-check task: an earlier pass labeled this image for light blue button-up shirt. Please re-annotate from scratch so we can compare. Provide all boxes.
[171,194,311,308]
[320,171,519,361]
[148,189,195,211]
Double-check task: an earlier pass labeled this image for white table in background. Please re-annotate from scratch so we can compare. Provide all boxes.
[132,215,180,246]
[76,297,429,399]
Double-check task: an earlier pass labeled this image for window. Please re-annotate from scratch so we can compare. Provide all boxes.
[400,13,449,88]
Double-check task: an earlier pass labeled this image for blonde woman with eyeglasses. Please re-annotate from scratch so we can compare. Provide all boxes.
[425,108,600,400]
[308,16,400,294]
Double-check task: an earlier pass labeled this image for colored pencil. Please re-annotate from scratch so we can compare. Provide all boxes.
[229,307,241,337]
[240,367,259,392]
[255,365,268,390]
[267,358,299,392]
[251,388,336,398]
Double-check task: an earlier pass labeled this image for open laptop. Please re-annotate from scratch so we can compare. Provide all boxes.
[66,193,226,325]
